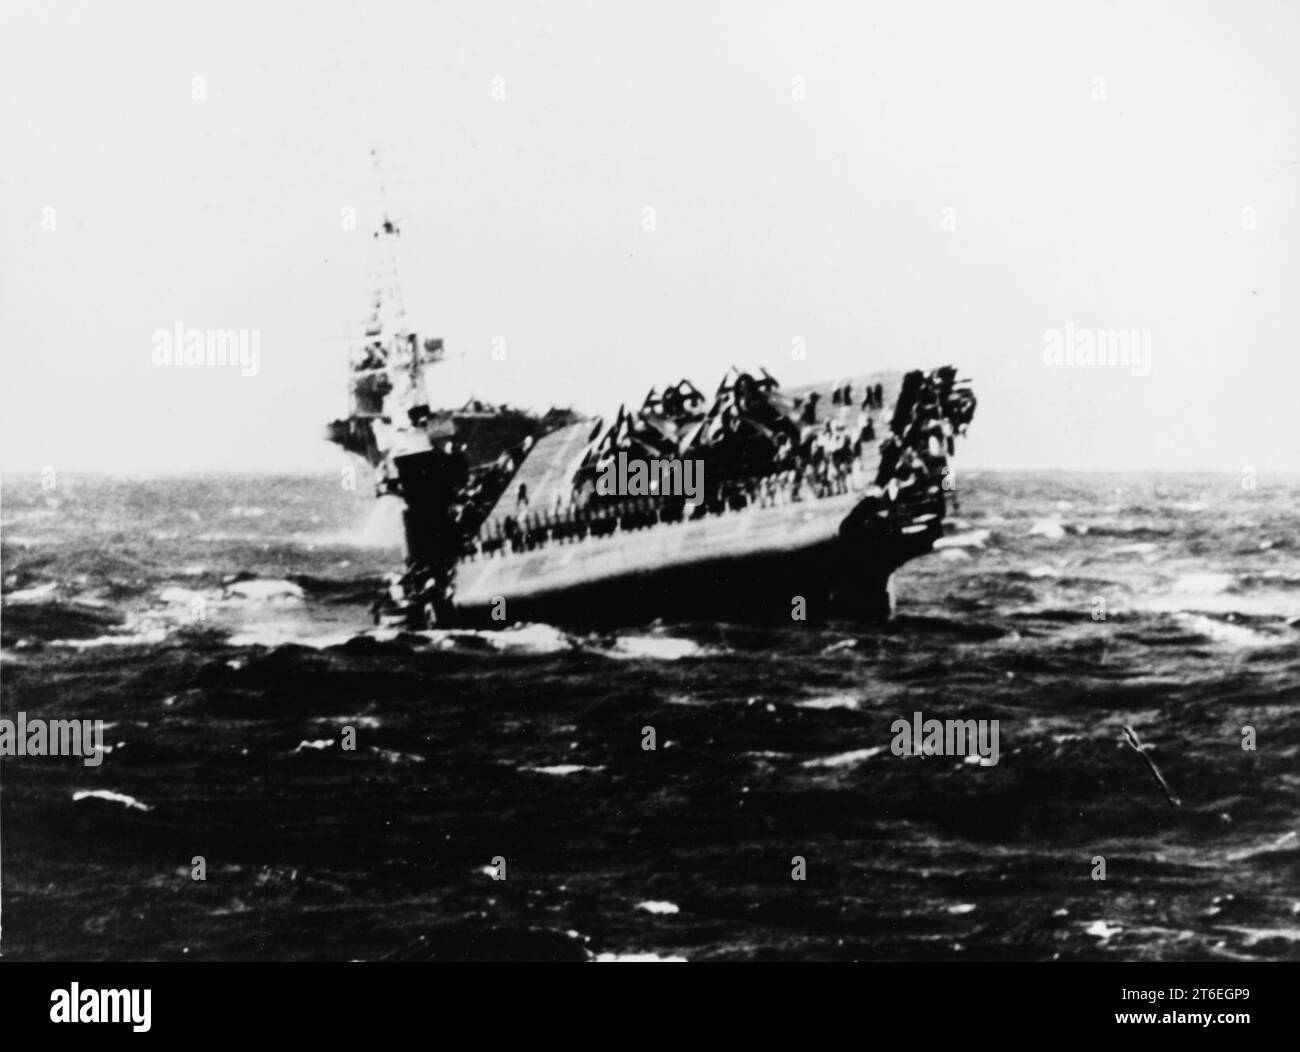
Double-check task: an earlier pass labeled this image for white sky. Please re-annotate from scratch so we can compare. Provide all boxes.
[2,0,1298,472]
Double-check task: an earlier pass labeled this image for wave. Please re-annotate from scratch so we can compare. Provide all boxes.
[796,693,861,710]
[72,789,152,812]
[1084,920,1123,941]
[1141,593,1300,621]
[4,581,60,602]
[369,747,426,765]
[1173,613,1286,649]
[1087,524,1176,540]
[934,528,992,550]
[635,900,680,915]
[800,746,885,768]
[1172,572,1234,595]
[482,623,578,654]
[1237,571,1300,590]
[221,622,580,655]
[0,599,125,645]
[289,575,387,603]
[1112,542,1160,555]
[23,576,323,650]
[222,578,304,602]
[225,627,358,649]
[594,951,688,962]
[53,628,172,650]
[599,634,713,661]
[1224,831,1298,862]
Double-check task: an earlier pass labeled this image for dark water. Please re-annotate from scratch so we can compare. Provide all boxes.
[2,470,1297,961]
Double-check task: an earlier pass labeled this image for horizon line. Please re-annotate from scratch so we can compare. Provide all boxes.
[1,465,1296,479]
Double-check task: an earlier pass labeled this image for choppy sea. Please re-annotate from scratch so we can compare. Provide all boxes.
[1,470,1297,961]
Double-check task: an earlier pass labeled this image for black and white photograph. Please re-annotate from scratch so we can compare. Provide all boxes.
[0,0,1296,1020]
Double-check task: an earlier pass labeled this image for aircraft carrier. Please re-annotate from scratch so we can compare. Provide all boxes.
[326,200,976,628]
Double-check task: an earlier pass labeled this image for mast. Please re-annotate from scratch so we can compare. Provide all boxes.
[344,149,437,422]
[368,147,408,340]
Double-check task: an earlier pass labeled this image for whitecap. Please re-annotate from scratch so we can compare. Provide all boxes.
[1142,592,1300,620]
[227,628,358,649]
[1225,831,1298,862]
[1085,920,1122,939]
[1028,519,1066,540]
[474,622,576,654]
[417,623,569,654]
[223,579,304,603]
[1216,925,1300,947]
[801,746,884,768]
[797,694,860,710]
[370,747,425,765]
[605,635,707,661]
[292,739,336,752]
[73,789,152,812]
[328,715,382,729]
[636,900,680,915]
[522,764,604,776]
[4,581,58,603]
[383,624,553,654]
[55,628,170,649]
[1175,614,1276,649]
[594,952,687,962]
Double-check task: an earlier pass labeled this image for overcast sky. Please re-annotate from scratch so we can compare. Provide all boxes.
[2,0,1297,473]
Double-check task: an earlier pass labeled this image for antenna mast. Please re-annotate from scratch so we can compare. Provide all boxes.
[369,147,408,334]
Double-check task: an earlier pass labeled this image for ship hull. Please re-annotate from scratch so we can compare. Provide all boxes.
[449,491,942,627]
[355,367,973,630]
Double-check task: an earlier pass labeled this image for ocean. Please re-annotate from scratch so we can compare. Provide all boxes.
[1,470,1297,961]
